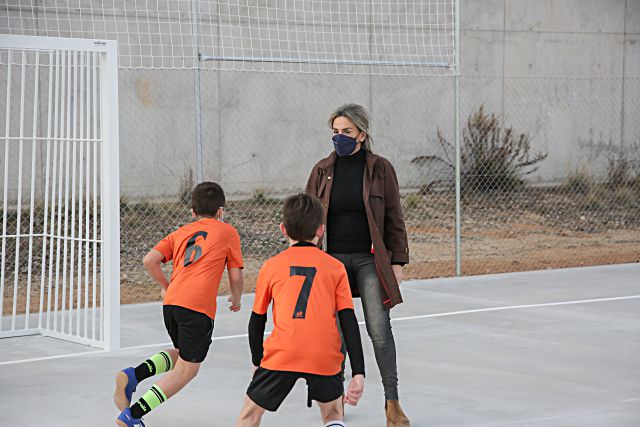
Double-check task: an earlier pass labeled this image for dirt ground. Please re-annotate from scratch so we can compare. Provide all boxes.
[3,186,640,313]
[118,227,640,306]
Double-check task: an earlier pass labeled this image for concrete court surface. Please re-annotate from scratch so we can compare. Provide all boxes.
[0,263,639,426]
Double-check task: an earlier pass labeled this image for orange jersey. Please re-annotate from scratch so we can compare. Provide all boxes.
[154,217,243,319]
[253,243,354,376]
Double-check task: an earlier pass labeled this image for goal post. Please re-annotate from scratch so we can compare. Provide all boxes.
[0,35,120,350]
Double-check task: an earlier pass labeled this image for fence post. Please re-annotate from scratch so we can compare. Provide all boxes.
[454,0,462,277]
[192,0,204,184]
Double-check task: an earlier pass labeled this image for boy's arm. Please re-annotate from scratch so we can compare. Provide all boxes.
[143,249,170,292]
[248,311,267,366]
[335,265,364,376]
[335,266,365,405]
[227,267,243,312]
[339,308,365,406]
[248,264,272,368]
[338,308,365,377]
[226,227,244,312]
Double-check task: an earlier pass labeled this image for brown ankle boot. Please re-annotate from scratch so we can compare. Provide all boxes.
[385,400,411,427]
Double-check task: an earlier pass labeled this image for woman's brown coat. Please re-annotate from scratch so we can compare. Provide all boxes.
[305,151,409,309]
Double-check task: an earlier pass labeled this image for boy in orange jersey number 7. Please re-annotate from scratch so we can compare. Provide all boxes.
[114,182,244,427]
[236,193,365,427]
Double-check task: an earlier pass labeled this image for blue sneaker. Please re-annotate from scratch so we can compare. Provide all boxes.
[116,408,145,427]
[114,367,138,411]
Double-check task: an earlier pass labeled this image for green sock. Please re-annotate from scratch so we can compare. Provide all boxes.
[130,384,167,419]
[134,351,174,381]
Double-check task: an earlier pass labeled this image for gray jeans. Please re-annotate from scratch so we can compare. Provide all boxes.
[331,252,399,401]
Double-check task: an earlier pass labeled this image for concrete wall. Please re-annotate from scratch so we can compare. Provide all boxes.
[461,0,639,184]
[1,0,638,200]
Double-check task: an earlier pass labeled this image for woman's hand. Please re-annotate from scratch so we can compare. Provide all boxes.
[392,264,403,285]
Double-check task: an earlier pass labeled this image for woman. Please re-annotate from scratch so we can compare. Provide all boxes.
[305,104,411,427]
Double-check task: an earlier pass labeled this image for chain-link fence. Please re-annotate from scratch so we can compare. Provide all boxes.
[2,3,639,308]
[2,71,639,306]
[452,77,639,277]
[113,72,640,305]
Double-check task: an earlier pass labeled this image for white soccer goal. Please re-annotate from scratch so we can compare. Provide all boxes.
[0,35,120,350]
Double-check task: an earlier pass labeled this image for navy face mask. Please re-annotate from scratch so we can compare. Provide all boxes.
[332,134,359,157]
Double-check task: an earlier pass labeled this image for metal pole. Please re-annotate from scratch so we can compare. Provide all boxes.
[620,0,628,150]
[454,0,462,276]
[0,50,12,329]
[100,40,121,351]
[199,55,451,68]
[192,0,203,184]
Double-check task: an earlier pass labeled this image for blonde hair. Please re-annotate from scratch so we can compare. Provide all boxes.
[328,103,374,152]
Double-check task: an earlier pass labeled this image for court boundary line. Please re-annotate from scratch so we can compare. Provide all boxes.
[479,397,640,426]
[1,294,639,366]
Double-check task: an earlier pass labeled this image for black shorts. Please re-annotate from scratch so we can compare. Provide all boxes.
[163,305,214,363]
[247,367,344,412]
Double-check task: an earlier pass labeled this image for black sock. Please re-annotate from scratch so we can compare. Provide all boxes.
[134,360,155,382]
[130,398,150,419]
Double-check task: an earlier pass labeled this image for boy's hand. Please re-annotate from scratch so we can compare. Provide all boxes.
[228,295,241,312]
[344,374,364,406]
[161,288,167,300]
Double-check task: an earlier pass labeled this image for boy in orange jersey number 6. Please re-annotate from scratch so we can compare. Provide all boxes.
[114,182,244,427]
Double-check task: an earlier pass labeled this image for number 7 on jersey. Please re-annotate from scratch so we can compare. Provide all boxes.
[290,266,317,319]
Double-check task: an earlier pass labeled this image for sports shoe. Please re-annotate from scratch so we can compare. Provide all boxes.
[116,408,145,427]
[114,367,139,411]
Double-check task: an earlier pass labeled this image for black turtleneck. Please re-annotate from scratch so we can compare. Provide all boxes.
[327,148,372,254]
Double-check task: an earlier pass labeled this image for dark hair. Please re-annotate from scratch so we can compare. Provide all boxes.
[282,193,324,242]
[191,182,225,217]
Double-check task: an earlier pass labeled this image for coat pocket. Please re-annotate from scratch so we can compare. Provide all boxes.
[369,183,384,199]
[316,177,327,198]
[369,169,385,198]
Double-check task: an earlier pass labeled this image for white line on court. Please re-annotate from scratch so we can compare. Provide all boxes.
[0,349,109,365]
[1,294,639,367]
[388,294,640,323]
[481,397,640,426]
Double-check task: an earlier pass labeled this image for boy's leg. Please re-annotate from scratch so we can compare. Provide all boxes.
[117,305,213,424]
[307,372,346,426]
[114,348,179,410]
[237,368,299,426]
[135,349,179,381]
[155,357,200,398]
[236,396,267,427]
[318,397,345,426]
[128,357,201,419]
